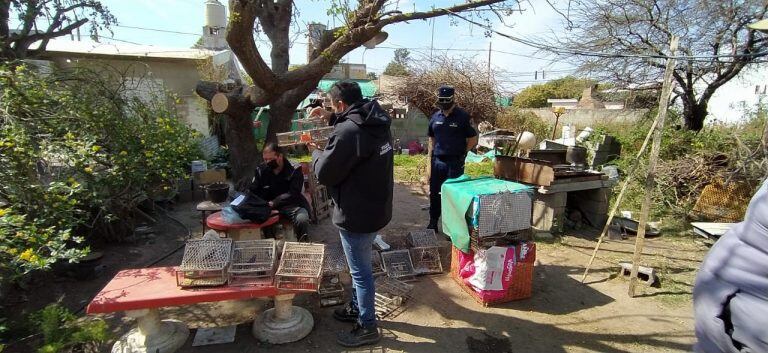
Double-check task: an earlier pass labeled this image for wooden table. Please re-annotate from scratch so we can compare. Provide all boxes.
[87,267,313,352]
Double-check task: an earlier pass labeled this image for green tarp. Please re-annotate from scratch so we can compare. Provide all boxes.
[318,79,378,98]
[441,176,532,252]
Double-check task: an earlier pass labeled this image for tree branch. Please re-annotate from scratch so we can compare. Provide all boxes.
[227,0,277,92]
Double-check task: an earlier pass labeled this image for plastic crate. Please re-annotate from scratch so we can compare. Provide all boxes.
[450,245,534,306]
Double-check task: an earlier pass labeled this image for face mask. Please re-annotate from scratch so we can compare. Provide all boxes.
[266,159,279,170]
[438,102,454,111]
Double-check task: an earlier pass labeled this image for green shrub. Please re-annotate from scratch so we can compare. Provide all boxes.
[0,64,202,278]
[30,304,109,353]
[495,108,551,141]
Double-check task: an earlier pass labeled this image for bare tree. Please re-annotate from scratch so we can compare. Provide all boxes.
[558,0,768,131]
[394,54,501,123]
[0,0,115,60]
[195,0,520,186]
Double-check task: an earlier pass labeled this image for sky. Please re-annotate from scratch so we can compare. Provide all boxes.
[87,0,577,93]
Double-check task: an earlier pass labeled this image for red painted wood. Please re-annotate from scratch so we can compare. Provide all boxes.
[205,211,279,231]
[86,267,279,314]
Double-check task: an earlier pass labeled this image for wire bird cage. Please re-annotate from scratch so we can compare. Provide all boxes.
[473,191,532,238]
[176,238,233,288]
[374,276,414,319]
[228,239,277,283]
[372,250,385,276]
[322,242,348,274]
[276,126,334,147]
[318,273,345,307]
[380,249,416,281]
[275,242,325,292]
[410,247,443,275]
[407,229,439,248]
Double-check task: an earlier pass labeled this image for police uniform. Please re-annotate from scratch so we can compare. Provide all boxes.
[427,89,477,229]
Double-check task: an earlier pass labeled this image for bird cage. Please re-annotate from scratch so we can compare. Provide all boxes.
[176,238,233,288]
[318,273,345,307]
[410,247,443,275]
[276,126,334,147]
[380,249,416,281]
[374,276,414,319]
[472,191,532,238]
[228,239,277,283]
[372,250,385,276]
[275,242,325,292]
[322,242,348,275]
[407,229,439,248]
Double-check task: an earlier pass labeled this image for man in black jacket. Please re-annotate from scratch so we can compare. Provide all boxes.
[309,80,393,347]
[248,142,310,241]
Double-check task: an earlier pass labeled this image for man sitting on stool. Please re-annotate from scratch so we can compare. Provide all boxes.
[249,142,310,241]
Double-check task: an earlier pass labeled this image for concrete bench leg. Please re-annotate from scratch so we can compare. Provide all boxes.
[252,294,314,344]
[112,309,189,353]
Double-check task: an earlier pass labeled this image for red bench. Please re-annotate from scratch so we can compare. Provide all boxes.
[87,267,313,352]
[205,211,280,240]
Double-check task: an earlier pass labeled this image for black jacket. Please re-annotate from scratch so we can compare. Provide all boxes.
[248,158,309,212]
[312,99,394,233]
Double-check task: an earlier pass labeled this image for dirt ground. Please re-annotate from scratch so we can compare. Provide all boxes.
[4,182,709,353]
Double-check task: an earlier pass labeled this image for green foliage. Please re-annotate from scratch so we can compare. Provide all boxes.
[495,108,552,141]
[513,76,595,108]
[383,49,411,77]
[366,72,378,80]
[0,64,202,278]
[603,106,766,228]
[30,304,109,353]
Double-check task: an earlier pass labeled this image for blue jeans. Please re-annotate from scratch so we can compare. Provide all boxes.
[429,155,465,224]
[339,229,377,328]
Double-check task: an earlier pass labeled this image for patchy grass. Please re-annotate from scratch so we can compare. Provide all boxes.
[293,153,494,183]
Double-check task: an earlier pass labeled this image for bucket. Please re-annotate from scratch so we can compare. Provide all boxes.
[191,160,207,173]
[205,182,230,203]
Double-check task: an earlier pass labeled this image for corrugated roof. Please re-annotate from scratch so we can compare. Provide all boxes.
[318,79,378,97]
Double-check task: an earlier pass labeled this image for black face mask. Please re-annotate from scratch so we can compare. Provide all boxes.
[266,159,279,170]
[437,102,454,111]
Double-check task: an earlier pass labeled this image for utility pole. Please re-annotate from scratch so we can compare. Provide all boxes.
[430,18,436,65]
[487,41,492,80]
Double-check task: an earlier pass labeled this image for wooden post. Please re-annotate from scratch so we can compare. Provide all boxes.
[628,36,679,297]
[580,117,658,283]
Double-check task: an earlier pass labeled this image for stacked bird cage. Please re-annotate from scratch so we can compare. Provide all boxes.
[380,249,416,281]
[275,242,325,292]
[371,250,385,276]
[407,230,443,275]
[228,239,277,284]
[318,243,347,306]
[176,238,233,288]
[374,276,414,319]
[276,126,334,147]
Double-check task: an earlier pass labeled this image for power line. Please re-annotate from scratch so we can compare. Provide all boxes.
[446,9,768,62]
[114,24,201,37]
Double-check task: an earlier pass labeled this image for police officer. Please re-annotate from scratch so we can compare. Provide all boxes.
[427,85,478,231]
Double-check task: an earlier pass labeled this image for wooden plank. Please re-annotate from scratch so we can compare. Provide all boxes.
[550,174,604,185]
[691,222,735,239]
[538,180,613,194]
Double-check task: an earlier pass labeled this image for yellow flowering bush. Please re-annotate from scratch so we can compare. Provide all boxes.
[0,64,201,277]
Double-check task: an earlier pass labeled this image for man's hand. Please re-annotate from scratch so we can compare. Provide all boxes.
[309,107,332,122]
[307,141,320,152]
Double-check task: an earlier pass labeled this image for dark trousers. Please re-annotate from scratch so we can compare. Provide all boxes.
[279,206,310,240]
[429,155,465,225]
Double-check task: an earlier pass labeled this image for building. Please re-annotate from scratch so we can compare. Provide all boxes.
[547,99,579,110]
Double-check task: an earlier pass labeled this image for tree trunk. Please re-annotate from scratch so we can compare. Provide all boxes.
[265,99,295,143]
[683,103,709,131]
[226,113,259,191]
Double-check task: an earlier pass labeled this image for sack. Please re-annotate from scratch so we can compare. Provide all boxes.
[231,192,272,223]
[222,206,249,224]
